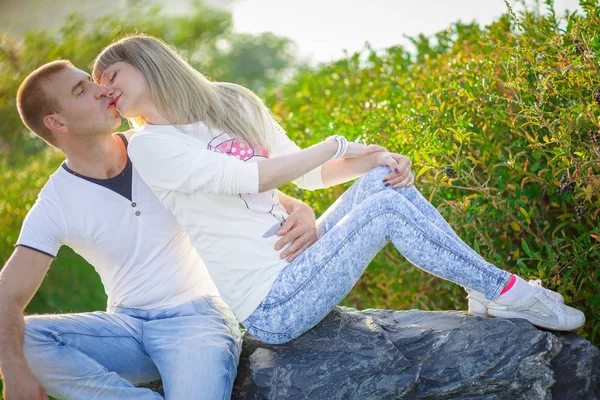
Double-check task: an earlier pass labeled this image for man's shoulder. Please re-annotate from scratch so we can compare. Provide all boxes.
[36,164,85,204]
[22,168,69,227]
[37,165,68,195]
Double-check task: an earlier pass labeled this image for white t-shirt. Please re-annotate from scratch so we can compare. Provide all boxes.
[128,104,328,321]
[17,146,220,310]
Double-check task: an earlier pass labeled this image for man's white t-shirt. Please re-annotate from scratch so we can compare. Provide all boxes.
[16,136,219,310]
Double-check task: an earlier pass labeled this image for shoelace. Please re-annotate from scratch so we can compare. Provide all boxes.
[534,287,565,318]
[529,278,563,300]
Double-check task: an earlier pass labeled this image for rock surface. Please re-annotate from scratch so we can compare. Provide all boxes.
[142,306,600,399]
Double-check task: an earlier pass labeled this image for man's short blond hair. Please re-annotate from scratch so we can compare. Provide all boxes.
[16,60,73,147]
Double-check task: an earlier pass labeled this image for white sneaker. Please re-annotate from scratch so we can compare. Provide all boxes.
[527,279,564,303]
[467,287,585,331]
[467,279,564,317]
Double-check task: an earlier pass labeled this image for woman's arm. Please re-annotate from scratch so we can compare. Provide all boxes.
[256,141,385,192]
[321,155,379,187]
[256,141,336,192]
[129,131,385,195]
[250,101,391,191]
[321,151,412,187]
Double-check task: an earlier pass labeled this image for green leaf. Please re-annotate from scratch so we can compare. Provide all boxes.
[522,238,532,257]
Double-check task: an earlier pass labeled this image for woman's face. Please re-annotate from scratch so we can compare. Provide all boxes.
[99,61,153,119]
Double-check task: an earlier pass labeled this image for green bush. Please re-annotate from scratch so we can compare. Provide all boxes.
[268,0,600,345]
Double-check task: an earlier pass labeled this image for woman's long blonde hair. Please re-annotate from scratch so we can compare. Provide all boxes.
[92,34,277,149]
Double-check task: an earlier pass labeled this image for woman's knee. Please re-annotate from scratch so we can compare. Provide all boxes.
[365,190,413,218]
[364,165,393,181]
[355,166,393,194]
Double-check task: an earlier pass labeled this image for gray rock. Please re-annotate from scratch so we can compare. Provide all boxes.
[140,307,600,399]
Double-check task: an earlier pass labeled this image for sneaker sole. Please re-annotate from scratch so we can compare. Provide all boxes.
[487,308,585,331]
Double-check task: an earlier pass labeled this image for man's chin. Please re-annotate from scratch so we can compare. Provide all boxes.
[117,109,134,119]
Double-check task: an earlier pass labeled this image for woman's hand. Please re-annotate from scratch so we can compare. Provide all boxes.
[370,152,414,188]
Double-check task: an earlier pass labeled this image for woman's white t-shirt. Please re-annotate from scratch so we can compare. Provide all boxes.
[128,106,327,321]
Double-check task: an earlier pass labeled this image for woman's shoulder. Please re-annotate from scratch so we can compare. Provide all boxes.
[128,126,180,154]
[129,125,211,157]
[131,125,187,145]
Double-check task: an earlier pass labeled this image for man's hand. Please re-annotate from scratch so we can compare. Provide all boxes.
[2,365,49,400]
[274,203,317,262]
[371,152,414,188]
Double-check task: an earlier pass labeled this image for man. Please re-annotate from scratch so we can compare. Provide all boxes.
[0,60,318,399]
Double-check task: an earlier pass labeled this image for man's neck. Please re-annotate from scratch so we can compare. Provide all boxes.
[63,134,127,180]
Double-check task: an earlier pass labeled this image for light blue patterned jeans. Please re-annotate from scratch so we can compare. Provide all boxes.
[243,166,511,344]
[23,295,242,399]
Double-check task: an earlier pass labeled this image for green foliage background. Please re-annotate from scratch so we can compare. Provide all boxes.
[0,1,599,395]
[270,0,600,347]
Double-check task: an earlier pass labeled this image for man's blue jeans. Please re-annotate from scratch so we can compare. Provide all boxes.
[23,295,242,399]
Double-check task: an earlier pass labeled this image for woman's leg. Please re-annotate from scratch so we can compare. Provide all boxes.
[317,166,489,269]
[244,188,511,344]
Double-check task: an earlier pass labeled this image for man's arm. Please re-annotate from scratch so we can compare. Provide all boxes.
[0,246,52,400]
[275,192,317,262]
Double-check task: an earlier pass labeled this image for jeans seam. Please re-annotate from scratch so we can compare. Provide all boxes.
[55,332,132,338]
[490,270,512,300]
[248,324,292,340]
[261,208,502,310]
[385,209,504,284]
[222,369,232,400]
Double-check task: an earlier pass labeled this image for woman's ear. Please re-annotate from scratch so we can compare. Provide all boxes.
[43,114,69,134]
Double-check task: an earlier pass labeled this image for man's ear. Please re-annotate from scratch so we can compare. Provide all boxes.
[43,114,69,134]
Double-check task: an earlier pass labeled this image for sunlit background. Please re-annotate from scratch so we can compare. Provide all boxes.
[0,0,582,64]
[2,3,600,381]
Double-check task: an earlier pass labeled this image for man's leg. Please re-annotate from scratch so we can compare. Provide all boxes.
[23,311,163,400]
[143,296,243,400]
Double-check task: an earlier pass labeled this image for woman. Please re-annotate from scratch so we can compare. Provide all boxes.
[92,35,584,344]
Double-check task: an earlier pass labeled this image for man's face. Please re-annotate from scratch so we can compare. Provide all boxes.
[45,66,121,139]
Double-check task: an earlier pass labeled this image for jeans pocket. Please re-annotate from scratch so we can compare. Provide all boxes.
[193,296,239,329]
[196,297,244,355]
[196,296,232,318]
